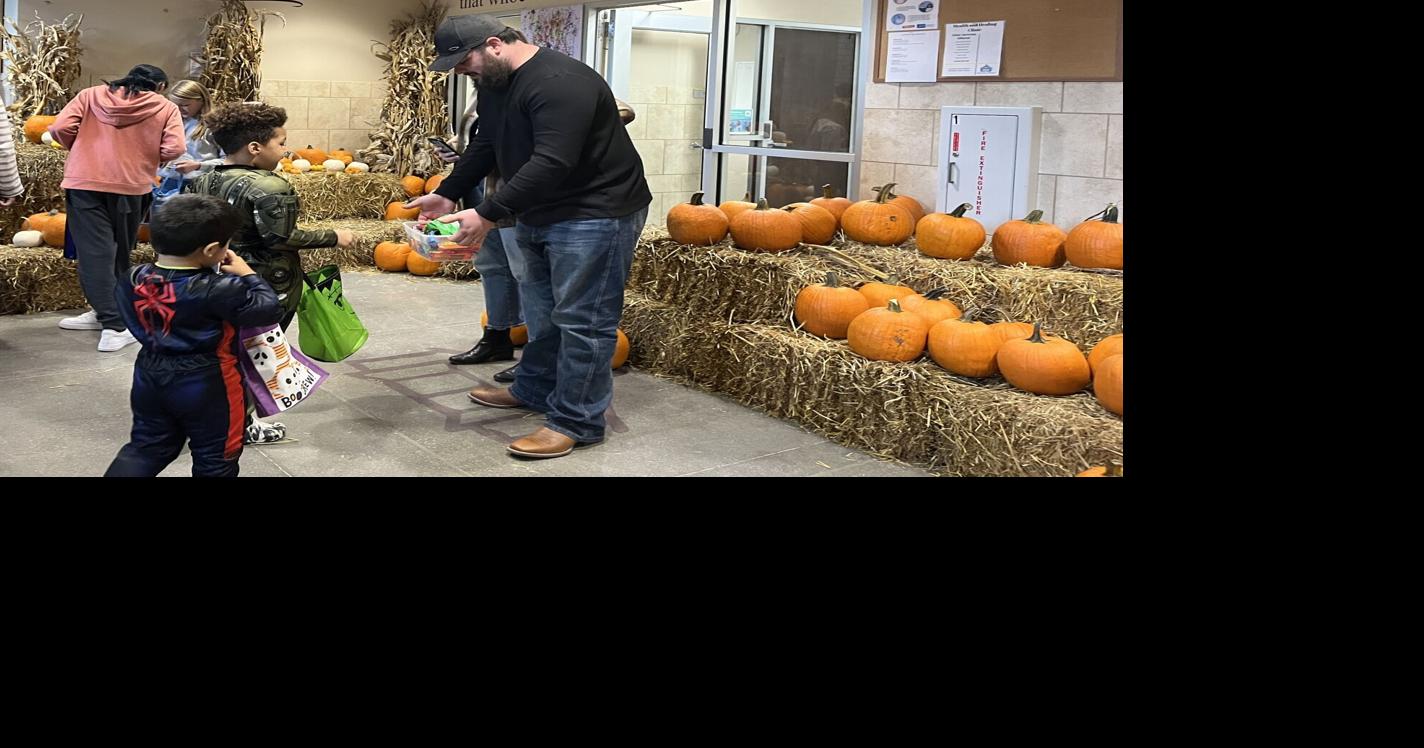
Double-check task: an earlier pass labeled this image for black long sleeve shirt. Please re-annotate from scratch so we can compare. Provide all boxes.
[435,48,652,226]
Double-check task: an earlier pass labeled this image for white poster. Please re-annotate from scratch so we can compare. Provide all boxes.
[941,20,1005,77]
[885,29,940,83]
[886,0,938,31]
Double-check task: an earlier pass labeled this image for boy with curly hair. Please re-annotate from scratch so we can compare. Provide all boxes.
[190,102,354,444]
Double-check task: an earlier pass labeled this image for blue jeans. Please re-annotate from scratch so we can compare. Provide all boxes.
[474,227,525,329]
[511,207,648,443]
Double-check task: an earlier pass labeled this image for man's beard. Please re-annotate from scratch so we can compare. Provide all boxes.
[473,55,513,91]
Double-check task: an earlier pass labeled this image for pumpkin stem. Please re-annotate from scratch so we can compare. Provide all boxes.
[824,271,840,288]
[742,192,751,202]
[1024,209,1045,224]
[885,272,901,286]
[48,209,58,216]
[819,184,834,199]
[888,299,904,313]
[1102,203,1119,223]
[872,183,898,204]
[1106,461,1123,477]
[950,203,973,218]
[1027,321,1046,343]
[689,191,706,206]
[755,197,770,210]
[961,308,979,323]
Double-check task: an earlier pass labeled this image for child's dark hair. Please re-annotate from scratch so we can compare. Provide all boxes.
[105,64,168,97]
[204,102,288,155]
[150,195,242,257]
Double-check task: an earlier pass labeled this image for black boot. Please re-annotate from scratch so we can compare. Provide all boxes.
[493,362,519,383]
[449,327,515,365]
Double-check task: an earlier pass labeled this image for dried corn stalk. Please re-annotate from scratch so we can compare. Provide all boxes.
[192,0,284,105]
[1,12,84,132]
[359,1,452,177]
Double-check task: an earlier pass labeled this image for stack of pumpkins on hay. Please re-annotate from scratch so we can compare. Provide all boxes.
[370,170,449,277]
[661,183,1125,418]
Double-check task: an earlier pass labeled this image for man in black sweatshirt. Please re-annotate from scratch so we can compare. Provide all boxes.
[408,15,651,460]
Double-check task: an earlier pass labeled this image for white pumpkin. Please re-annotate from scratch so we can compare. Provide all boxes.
[40,131,53,145]
[344,161,370,173]
[322,158,345,172]
[12,230,44,247]
[291,158,312,172]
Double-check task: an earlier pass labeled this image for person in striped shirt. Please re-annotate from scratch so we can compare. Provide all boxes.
[0,108,23,206]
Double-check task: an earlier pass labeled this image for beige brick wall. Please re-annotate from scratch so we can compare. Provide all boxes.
[259,79,389,156]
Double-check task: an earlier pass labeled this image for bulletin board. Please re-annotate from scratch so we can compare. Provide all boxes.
[874,0,1123,83]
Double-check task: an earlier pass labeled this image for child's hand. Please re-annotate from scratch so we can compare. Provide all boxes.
[335,229,356,248]
[0,196,16,207]
[221,250,255,276]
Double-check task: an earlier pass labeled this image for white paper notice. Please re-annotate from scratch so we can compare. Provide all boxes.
[886,30,940,83]
[886,0,938,31]
[941,20,1005,77]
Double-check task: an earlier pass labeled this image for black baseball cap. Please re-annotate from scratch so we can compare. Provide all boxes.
[429,15,508,72]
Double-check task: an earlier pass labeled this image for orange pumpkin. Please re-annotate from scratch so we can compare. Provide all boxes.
[857,274,915,310]
[22,209,61,233]
[847,299,928,362]
[1077,463,1124,477]
[1065,203,1123,269]
[915,203,986,260]
[23,115,56,144]
[1094,353,1123,416]
[841,183,914,245]
[424,174,445,194]
[927,313,1006,378]
[666,191,729,246]
[40,212,67,248]
[794,271,870,339]
[996,322,1091,395]
[992,321,1035,344]
[612,329,630,369]
[481,311,528,346]
[329,148,354,165]
[729,198,802,252]
[719,193,755,223]
[782,202,838,244]
[400,175,426,198]
[375,241,411,272]
[1087,333,1123,376]
[900,289,963,327]
[406,253,442,276]
[992,209,1067,268]
[874,183,926,224]
[809,183,852,223]
[385,201,420,221]
[296,145,326,163]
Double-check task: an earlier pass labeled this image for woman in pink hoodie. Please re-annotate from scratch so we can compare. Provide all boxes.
[49,64,187,352]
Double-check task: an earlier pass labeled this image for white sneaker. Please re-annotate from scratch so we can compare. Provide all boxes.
[59,309,102,330]
[97,328,138,352]
[244,420,287,444]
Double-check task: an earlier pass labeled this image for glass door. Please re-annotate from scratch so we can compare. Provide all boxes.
[705,0,862,207]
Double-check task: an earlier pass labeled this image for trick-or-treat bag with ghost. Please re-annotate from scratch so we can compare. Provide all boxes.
[237,324,330,417]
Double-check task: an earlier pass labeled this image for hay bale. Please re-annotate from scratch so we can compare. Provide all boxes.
[0,219,404,314]
[0,142,68,239]
[630,228,1124,350]
[621,292,1123,477]
[283,172,408,221]
[293,218,406,271]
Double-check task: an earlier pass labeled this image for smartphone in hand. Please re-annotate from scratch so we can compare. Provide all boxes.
[428,137,460,159]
